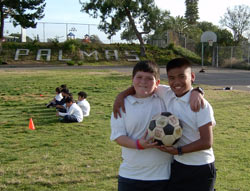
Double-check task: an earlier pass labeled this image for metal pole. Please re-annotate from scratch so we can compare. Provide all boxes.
[216,46,219,68]
[66,23,68,40]
[43,23,45,42]
[201,42,204,67]
[231,46,233,68]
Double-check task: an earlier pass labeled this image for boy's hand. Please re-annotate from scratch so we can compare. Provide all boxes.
[113,93,126,119]
[56,112,59,116]
[138,131,159,149]
[159,145,178,155]
[190,90,205,112]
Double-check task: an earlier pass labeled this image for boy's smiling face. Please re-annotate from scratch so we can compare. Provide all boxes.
[132,71,160,98]
[167,66,195,97]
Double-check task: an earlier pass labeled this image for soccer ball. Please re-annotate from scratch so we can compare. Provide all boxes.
[147,112,182,146]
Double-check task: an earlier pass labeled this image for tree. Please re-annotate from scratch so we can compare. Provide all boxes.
[122,10,171,43]
[0,0,46,40]
[79,0,162,57]
[90,34,103,44]
[185,0,199,25]
[170,16,188,35]
[120,25,138,43]
[220,5,250,44]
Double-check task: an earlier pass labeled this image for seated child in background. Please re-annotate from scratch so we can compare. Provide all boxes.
[77,91,90,117]
[56,88,70,112]
[46,87,63,108]
[56,96,83,123]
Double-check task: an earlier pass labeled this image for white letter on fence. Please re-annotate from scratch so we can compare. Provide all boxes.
[14,49,29,60]
[58,50,71,61]
[124,51,140,62]
[105,50,119,60]
[36,49,51,61]
[80,50,99,61]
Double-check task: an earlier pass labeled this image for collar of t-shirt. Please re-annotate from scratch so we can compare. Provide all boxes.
[172,87,194,103]
[127,94,159,105]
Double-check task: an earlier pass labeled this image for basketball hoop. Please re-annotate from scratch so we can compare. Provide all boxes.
[208,40,213,46]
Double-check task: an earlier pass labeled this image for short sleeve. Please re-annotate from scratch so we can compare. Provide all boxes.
[196,101,216,128]
[110,112,127,141]
[155,84,171,99]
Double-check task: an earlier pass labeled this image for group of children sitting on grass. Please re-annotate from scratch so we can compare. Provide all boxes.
[46,84,90,123]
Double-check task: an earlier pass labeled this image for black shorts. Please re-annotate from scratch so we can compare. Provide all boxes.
[118,176,169,191]
[168,160,216,191]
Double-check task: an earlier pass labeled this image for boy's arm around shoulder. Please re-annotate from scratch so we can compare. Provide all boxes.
[113,86,135,118]
[155,84,171,99]
[155,85,205,112]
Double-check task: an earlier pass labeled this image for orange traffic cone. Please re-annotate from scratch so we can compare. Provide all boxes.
[29,118,35,130]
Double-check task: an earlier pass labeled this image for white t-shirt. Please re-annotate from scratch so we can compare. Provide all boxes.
[59,103,83,122]
[156,85,216,165]
[110,94,172,181]
[77,99,90,117]
[55,93,63,101]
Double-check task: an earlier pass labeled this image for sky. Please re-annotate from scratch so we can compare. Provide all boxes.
[4,0,250,43]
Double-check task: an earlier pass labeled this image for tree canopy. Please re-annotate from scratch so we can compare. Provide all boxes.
[185,0,199,25]
[220,5,250,44]
[79,0,163,57]
[0,0,46,40]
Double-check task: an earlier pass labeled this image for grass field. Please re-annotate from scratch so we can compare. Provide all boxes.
[0,68,249,191]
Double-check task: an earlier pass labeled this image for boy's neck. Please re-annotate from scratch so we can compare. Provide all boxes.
[175,88,192,98]
[133,93,154,99]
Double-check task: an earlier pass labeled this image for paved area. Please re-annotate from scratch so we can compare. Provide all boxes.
[105,66,250,91]
[1,65,250,91]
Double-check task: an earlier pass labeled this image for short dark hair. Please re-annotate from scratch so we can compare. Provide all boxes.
[65,96,73,103]
[60,84,67,89]
[61,88,69,95]
[166,58,192,72]
[132,61,160,80]
[55,87,61,93]
[78,91,87,98]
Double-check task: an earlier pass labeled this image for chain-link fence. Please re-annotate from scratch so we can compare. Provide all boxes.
[149,30,250,69]
[3,21,125,44]
[213,45,250,68]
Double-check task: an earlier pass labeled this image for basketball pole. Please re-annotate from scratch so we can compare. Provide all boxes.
[201,42,204,67]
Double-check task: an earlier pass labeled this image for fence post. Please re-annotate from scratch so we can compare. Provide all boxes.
[43,23,45,42]
[248,46,250,65]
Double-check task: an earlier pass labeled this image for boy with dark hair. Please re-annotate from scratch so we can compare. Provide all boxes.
[56,88,70,112]
[60,84,67,90]
[159,58,216,191]
[111,61,171,191]
[56,96,83,123]
[77,91,90,117]
[46,87,63,108]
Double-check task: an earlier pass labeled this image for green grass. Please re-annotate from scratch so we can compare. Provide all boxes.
[0,68,249,191]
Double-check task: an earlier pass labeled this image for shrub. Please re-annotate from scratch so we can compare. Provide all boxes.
[77,61,84,66]
[67,61,75,66]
